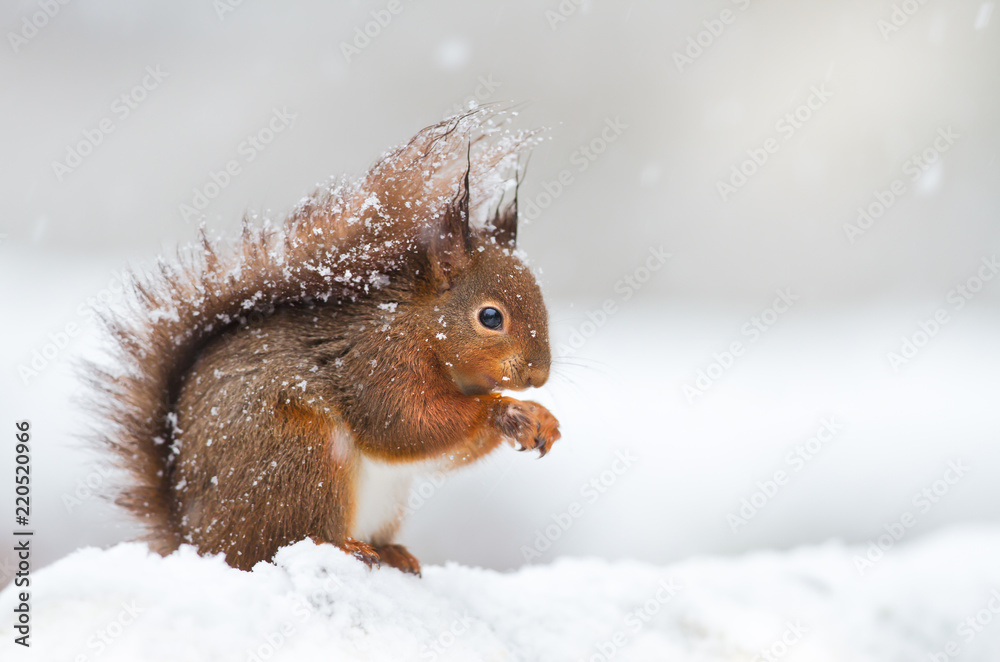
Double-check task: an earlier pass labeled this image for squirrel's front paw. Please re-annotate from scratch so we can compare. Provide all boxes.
[498,400,561,457]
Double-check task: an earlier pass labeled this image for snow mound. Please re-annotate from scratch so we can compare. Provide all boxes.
[3,527,1000,661]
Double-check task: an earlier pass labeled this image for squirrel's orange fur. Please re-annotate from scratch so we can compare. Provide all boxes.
[88,111,560,573]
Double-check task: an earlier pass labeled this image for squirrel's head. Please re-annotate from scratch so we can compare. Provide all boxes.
[414,169,550,396]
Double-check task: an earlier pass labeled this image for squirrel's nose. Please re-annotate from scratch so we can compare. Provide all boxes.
[525,363,549,388]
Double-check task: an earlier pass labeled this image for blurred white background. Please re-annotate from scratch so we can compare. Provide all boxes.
[1,0,998,578]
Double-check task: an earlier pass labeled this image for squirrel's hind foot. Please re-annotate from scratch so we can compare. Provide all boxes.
[336,539,421,576]
[373,543,422,576]
[340,538,381,570]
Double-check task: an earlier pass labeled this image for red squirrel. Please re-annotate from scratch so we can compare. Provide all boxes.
[89,111,561,575]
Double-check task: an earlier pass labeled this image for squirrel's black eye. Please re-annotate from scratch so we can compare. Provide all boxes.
[478,307,504,330]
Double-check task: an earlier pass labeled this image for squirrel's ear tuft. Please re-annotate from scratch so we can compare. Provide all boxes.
[488,161,522,248]
[427,147,473,292]
[492,203,517,248]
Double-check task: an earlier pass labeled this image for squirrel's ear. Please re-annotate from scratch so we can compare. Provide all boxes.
[490,199,517,248]
[488,163,521,248]
[426,150,473,292]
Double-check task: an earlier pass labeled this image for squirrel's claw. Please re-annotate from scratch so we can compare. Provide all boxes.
[533,421,548,457]
[500,399,562,458]
[341,538,381,570]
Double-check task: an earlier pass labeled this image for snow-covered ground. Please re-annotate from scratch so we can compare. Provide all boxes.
[2,526,1000,661]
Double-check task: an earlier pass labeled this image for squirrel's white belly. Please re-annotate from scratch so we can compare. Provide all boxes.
[351,455,434,544]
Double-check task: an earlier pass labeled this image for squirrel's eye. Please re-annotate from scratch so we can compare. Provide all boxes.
[478,307,504,330]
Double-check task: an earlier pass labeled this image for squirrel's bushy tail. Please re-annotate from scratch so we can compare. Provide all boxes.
[86,109,536,548]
